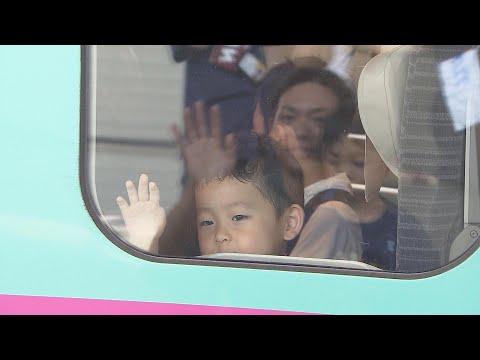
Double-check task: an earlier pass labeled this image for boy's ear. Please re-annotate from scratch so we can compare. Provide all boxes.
[283,204,305,241]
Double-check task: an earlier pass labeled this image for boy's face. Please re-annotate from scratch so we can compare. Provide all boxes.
[195,178,287,256]
[273,82,338,158]
[333,138,365,184]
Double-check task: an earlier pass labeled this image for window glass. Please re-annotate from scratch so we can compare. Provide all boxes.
[83,45,480,275]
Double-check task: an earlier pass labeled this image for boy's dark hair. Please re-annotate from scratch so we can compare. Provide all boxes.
[267,59,357,148]
[198,131,304,217]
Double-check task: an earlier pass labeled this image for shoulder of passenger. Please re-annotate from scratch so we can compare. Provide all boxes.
[316,200,360,223]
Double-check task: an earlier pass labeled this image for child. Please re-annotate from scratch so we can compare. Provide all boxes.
[332,136,397,270]
[116,132,305,256]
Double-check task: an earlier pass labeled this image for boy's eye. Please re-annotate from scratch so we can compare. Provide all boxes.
[200,220,214,226]
[232,215,248,221]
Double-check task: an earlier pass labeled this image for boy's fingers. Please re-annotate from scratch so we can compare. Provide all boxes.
[126,180,139,204]
[271,124,285,145]
[116,196,129,213]
[138,174,149,202]
[149,182,161,205]
[273,123,296,152]
[210,105,222,144]
[225,133,236,155]
[284,125,300,151]
[195,101,208,138]
[171,124,189,150]
[184,108,198,141]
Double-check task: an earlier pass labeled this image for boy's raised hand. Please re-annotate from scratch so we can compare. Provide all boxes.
[172,101,236,183]
[116,174,166,252]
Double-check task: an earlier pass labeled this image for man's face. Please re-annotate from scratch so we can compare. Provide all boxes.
[195,178,287,256]
[273,82,339,158]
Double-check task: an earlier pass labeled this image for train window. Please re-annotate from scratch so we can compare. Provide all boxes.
[81,45,480,276]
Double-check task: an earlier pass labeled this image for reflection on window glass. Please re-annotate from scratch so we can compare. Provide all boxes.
[84,45,480,275]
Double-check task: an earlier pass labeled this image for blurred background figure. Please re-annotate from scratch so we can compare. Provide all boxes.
[254,45,380,135]
[170,45,267,135]
[253,56,327,134]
